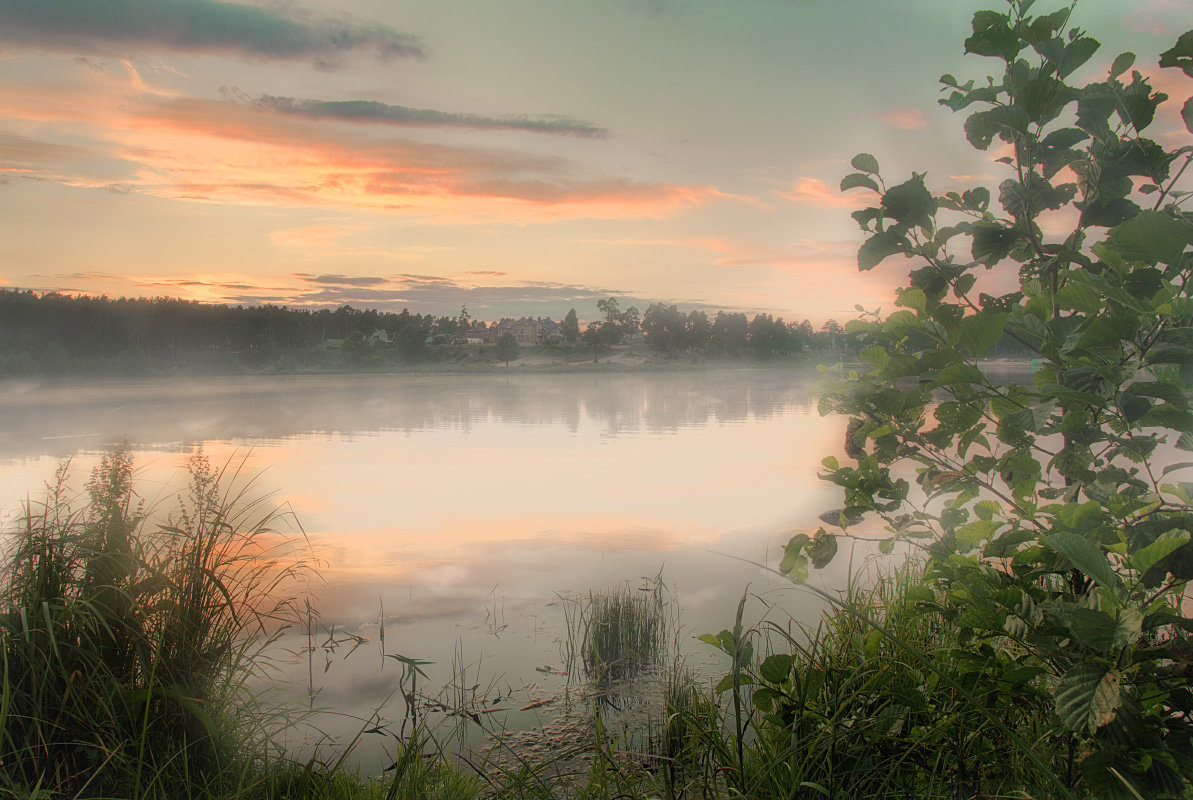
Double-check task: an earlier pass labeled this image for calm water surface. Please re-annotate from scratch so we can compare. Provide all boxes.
[0,369,865,770]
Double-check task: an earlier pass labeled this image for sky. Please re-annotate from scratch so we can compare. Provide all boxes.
[0,0,1189,324]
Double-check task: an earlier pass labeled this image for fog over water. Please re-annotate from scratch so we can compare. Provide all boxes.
[0,369,870,769]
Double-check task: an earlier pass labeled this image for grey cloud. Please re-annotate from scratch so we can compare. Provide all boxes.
[249,93,607,137]
[299,274,388,287]
[0,0,425,66]
[138,279,263,291]
[225,276,632,319]
[0,132,87,166]
[391,273,455,285]
[21,271,738,321]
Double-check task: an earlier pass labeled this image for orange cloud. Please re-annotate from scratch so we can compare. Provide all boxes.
[577,235,740,254]
[780,176,871,208]
[0,67,725,223]
[269,224,362,249]
[878,108,929,130]
[1136,66,1193,147]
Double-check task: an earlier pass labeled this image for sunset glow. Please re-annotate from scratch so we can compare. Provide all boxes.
[1,0,1188,323]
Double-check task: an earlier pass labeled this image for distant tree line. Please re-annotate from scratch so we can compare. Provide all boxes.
[0,288,1033,376]
[0,290,439,374]
[566,297,859,358]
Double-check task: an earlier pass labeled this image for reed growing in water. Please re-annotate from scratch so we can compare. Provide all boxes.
[567,575,669,693]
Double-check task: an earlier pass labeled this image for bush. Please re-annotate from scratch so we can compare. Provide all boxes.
[776,3,1193,799]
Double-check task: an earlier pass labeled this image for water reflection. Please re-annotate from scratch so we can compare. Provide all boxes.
[0,370,818,459]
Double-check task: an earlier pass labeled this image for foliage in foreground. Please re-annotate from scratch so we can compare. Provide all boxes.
[0,450,304,797]
[694,565,1063,799]
[777,2,1193,798]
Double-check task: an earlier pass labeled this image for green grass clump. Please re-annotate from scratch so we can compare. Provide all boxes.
[0,448,308,797]
[696,562,1064,800]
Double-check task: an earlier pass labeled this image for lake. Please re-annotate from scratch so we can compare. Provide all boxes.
[0,368,867,771]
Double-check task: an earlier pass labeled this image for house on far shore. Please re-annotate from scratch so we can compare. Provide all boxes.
[539,318,562,344]
[466,327,496,345]
[507,318,540,345]
[367,329,394,346]
[490,316,559,345]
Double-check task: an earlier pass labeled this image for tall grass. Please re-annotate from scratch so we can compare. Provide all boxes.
[0,448,307,798]
[689,560,1065,800]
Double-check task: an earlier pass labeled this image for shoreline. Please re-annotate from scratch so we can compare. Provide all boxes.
[0,353,1041,387]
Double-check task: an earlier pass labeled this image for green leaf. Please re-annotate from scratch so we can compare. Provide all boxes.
[971,221,1020,265]
[1056,282,1102,314]
[714,673,752,694]
[752,687,776,712]
[1159,29,1193,76]
[851,153,880,174]
[1077,82,1117,136]
[998,175,1076,220]
[959,312,1009,356]
[1079,196,1141,229]
[851,207,883,231]
[759,654,794,684]
[896,287,926,314]
[1067,607,1120,652]
[1055,663,1121,734]
[808,529,839,569]
[956,520,1000,550]
[1105,210,1193,266]
[1110,52,1136,79]
[1131,530,1190,575]
[974,500,1000,521]
[964,106,1029,150]
[881,176,936,229]
[841,172,881,193]
[965,10,1022,61]
[780,533,809,572]
[1045,532,1118,588]
[1183,96,1193,135]
[961,186,991,211]
[1041,127,1090,149]
[1112,607,1144,649]
[935,361,984,386]
[1117,393,1152,423]
[858,230,907,271]
[1055,35,1100,79]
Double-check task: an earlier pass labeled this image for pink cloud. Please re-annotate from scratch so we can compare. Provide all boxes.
[0,73,726,222]
[1123,0,1191,36]
[878,108,929,130]
[780,176,870,208]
